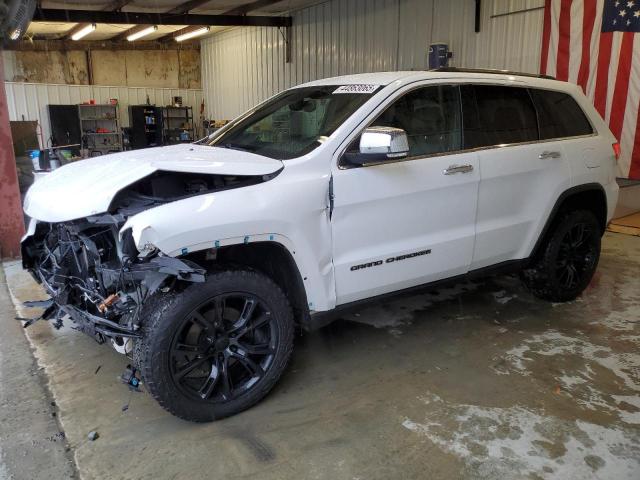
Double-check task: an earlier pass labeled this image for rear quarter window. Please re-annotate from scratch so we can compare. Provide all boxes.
[529,89,593,140]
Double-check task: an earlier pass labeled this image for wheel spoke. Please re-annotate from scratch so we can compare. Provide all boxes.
[569,265,578,286]
[241,298,258,321]
[572,223,586,247]
[564,265,576,288]
[191,311,215,331]
[220,354,234,400]
[229,298,257,332]
[198,357,221,399]
[238,341,274,356]
[231,352,264,378]
[213,297,226,325]
[233,313,270,338]
[174,355,210,381]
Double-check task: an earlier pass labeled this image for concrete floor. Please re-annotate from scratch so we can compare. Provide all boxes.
[0,268,76,480]
[1,232,639,480]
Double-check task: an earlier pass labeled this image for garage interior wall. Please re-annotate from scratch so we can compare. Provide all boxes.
[5,82,204,148]
[201,0,545,120]
[2,49,202,89]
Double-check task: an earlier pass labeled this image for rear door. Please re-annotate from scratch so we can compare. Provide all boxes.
[529,87,602,184]
[331,84,480,305]
[463,84,572,270]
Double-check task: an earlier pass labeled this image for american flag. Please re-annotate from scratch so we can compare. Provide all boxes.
[540,0,640,179]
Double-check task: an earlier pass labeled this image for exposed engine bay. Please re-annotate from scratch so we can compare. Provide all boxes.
[20,170,272,349]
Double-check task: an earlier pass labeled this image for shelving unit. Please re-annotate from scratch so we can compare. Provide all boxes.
[161,106,195,145]
[79,104,123,156]
[129,105,162,149]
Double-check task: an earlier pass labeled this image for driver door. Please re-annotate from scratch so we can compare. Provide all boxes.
[330,84,480,305]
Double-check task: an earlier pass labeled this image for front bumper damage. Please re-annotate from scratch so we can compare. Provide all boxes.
[21,214,205,345]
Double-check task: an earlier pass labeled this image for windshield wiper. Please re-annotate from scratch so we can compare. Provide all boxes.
[215,143,256,153]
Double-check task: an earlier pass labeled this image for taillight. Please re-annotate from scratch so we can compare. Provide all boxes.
[613,142,621,161]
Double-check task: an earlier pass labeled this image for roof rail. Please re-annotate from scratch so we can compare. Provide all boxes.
[430,67,556,81]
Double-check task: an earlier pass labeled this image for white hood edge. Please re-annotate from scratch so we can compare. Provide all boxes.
[23,144,283,223]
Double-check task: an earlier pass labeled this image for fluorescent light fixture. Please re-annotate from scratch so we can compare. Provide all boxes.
[71,23,96,41]
[127,25,158,42]
[175,27,210,42]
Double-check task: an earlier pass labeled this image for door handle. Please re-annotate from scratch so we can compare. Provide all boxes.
[443,164,474,175]
[539,151,561,159]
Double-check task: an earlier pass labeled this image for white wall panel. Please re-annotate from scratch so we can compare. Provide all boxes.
[434,0,545,74]
[201,0,405,120]
[5,82,204,149]
[201,0,545,120]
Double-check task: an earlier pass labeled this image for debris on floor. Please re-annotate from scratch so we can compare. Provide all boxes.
[47,432,66,443]
[120,365,141,392]
[22,300,54,309]
[87,431,99,442]
[16,299,63,329]
[492,290,516,305]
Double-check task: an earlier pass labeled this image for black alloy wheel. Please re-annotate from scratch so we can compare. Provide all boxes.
[170,293,277,403]
[554,221,598,290]
[521,210,601,302]
[135,269,294,422]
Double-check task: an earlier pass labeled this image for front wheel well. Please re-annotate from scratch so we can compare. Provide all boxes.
[182,242,310,327]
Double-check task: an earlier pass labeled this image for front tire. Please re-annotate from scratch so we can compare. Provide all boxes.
[134,269,294,422]
[521,210,601,302]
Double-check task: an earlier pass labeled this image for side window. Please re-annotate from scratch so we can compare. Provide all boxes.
[461,85,538,149]
[369,85,462,157]
[529,89,593,139]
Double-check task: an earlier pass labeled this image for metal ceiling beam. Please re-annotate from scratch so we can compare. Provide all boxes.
[223,0,286,16]
[106,0,134,11]
[4,39,200,51]
[33,8,292,27]
[63,1,135,41]
[115,0,213,42]
[166,1,213,15]
[155,0,286,42]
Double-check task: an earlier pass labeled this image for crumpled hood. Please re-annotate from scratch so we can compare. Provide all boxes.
[23,144,283,222]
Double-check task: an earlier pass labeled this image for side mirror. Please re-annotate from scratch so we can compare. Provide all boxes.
[343,127,410,166]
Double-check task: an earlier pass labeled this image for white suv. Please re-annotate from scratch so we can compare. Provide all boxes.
[21,69,619,421]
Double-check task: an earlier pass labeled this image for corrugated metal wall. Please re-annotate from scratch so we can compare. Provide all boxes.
[437,0,545,73]
[201,0,407,119]
[5,82,204,148]
[201,0,545,119]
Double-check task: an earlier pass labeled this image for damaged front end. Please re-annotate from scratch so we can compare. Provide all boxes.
[20,149,282,353]
[21,215,205,347]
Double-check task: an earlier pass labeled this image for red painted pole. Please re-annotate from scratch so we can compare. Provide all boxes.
[0,54,25,258]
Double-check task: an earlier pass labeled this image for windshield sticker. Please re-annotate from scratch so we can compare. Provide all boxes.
[333,84,380,94]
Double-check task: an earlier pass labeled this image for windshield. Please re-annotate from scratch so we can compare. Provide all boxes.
[206,85,379,160]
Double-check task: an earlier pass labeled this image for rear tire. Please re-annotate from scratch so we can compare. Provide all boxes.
[134,269,294,422]
[521,210,601,302]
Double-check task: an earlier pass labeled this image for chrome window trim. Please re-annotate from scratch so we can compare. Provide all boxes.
[337,82,598,170]
[339,133,598,169]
